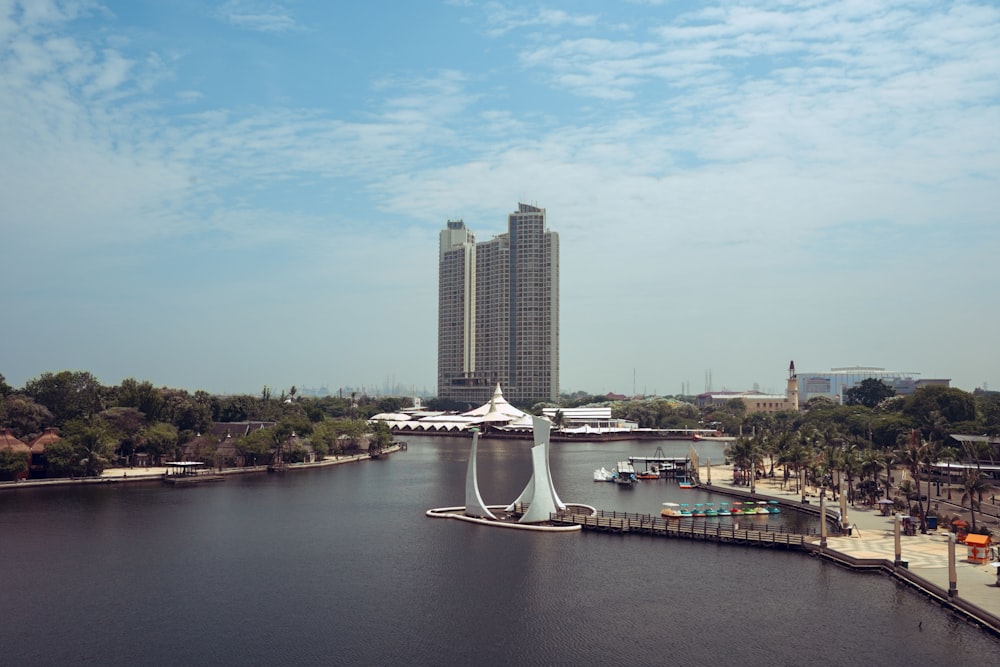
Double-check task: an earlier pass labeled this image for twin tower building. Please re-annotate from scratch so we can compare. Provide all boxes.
[438,203,559,407]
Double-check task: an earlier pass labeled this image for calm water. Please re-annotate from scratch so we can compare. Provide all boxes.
[2,435,998,666]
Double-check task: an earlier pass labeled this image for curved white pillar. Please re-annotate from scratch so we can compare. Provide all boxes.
[464,429,497,520]
[510,416,565,522]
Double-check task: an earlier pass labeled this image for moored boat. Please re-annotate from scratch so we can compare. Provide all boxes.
[661,502,683,518]
[594,467,614,482]
[614,461,636,486]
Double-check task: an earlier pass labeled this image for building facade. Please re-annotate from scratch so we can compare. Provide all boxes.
[438,203,559,406]
[696,361,800,415]
[795,366,950,403]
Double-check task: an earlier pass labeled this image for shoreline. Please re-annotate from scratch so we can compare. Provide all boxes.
[0,443,405,491]
[696,462,1000,638]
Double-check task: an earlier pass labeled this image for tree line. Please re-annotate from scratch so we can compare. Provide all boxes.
[0,371,400,479]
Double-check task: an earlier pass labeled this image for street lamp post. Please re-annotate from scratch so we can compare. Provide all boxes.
[820,487,828,549]
[893,513,903,567]
[948,532,958,598]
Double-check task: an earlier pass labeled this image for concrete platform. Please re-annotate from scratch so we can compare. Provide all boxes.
[700,463,1000,630]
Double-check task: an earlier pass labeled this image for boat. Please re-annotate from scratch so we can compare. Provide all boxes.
[661,502,683,518]
[679,503,693,517]
[637,471,659,480]
[767,500,781,514]
[692,503,706,517]
[755,502,770,514]
[705,503,719,517]
[593,467,614,482]
[678,480,695,489]
[614,461,636,486]
[717,502,731,516]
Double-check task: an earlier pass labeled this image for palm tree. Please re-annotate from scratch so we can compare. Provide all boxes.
[917,440,943,533]
[860,449,884,506]
[894,430,926,529]
[783,432,814,501]
[897,479,920,514]
[960,471,995,531]
[820,429,844,496]
[725,436,753,487]
[841,441,863,506]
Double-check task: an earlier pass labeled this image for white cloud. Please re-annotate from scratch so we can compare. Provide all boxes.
[482,2,599,37]
[216,0,297,33]
[2,1,999,393]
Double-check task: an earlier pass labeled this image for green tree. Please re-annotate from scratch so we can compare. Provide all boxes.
[43,439,79,477]
[977,391,1000,436]
[142,422,179,465]
[841,440,863,506]
[2,395,54,438]
[161,389,213,434]
[0,447,29,480]
[236,427,275,466]
[64,421,115,476]
[960,471,994,531]
[894,430,928,531]
[369,421,392,455]
[844,379,896,408]
[24,371,105,425]
[115,378,164,422]
[903,386,976,425]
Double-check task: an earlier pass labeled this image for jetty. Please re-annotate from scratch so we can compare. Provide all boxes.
[550,508,813,549]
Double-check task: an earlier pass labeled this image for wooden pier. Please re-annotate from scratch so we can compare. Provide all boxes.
[549,508,816,550]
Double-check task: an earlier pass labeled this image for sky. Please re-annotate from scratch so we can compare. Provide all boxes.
[2,0,999,398]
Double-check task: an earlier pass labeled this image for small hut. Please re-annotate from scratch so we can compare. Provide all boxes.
[0,428,31,481]
[965,534,992,564]
[28,427,61,478]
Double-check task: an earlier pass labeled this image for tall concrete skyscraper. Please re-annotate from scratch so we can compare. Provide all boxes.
[438,203,559,406]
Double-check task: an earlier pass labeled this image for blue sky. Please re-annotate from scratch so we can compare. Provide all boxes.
[3,0,999,398]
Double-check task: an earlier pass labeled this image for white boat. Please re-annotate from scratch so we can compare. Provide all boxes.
[593,467,614,482]
[614,461,636,486]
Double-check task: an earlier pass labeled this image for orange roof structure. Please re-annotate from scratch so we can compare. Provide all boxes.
[965,534,991,547]
[28,427,61,453]
[0,428,30,455]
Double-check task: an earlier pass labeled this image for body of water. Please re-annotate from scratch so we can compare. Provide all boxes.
[2,435,998,665]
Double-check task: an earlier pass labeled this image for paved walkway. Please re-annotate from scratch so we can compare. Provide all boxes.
[700,463,1000,624]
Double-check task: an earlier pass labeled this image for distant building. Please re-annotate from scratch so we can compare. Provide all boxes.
[437,203,559,406]
[698,361,800,415]
[795,366,950,403]
[541,407,638,431]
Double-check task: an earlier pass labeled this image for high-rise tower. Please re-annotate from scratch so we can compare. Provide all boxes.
[437,204,559,406]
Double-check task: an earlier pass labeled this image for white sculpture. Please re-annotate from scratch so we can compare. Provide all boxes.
[464,428,497,520]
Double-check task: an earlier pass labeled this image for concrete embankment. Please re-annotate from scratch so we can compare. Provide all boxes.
[698,463,1000,638]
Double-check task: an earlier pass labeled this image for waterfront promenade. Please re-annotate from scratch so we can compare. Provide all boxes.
[699,462,1000,628]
